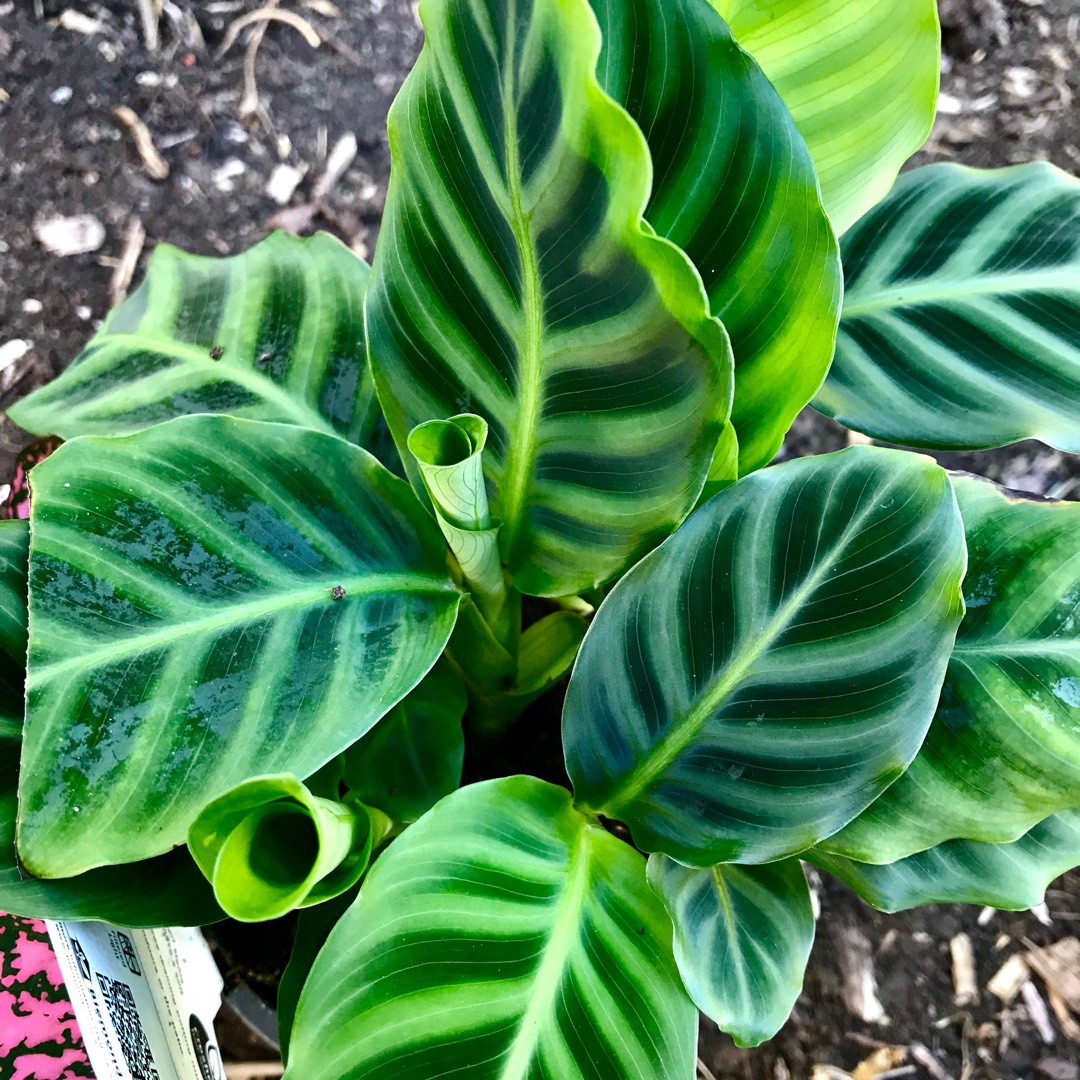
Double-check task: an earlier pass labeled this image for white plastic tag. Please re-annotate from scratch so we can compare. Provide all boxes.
[46,921,225,1080]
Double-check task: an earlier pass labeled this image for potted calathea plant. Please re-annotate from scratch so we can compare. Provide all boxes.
[3,0,1079,1074]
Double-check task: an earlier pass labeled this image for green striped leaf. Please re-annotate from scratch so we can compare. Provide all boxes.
[563,447,967,866]
[367,0,734,598]
[591,0,841,473]
[712,0,940,235]
[824,475,1080,862]
[0,741,225,926]
[648,856,814,1048]
[817,164,1080,452]
[342,659,466,823]
[0,520,29,739]
[813,811,1080,913]
[285,776,697,1080]
[17,415,461,878]
[8,231,390,455]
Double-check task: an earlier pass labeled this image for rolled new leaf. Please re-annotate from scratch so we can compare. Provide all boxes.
[812,811,1080,913]
[712,0,941,235]
[408,414,506,624]
[564,446,966,866]
[0,520,29,741]
[818,163,1080,452]
[649,856,814,1047]
[824,475,1080,862]
[189,774,386,922]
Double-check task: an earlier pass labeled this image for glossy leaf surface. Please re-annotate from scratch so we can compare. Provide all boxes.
[367,0,734,597]
[591,0,841,473]
[189,774,378,921]
[0,520,29,738]
[286,776,697,1080]
[818,164,1080,451]
[9,231,388,452]
[342,659,466,823]
[826,476,1080,862]
[713,0,940,234]
[814,811,1080,913]
[564,447,967,866]
[18,416,460,877]
[0,742,224,926]
[649,856,814,1047]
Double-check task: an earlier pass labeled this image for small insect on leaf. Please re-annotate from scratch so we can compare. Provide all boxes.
[331,585,346,601]
[209,345,223,360]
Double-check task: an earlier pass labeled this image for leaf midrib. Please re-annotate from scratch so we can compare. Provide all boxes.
[497,818,590,1080]
[86,332,337,434]
[843,268,1080,318]
[494,0,544,562]
[28,572,457,683]
[598,490,888,812]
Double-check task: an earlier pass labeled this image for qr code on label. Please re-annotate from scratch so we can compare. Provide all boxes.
[97,972,160,1080]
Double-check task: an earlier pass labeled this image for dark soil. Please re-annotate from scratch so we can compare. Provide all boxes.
[1,1,1079,1077]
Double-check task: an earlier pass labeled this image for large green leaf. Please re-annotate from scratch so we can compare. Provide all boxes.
[817,164,1080,451]
[712,0,940,235]
[648,856,814,1048]
[0,741,224,926]
[18,415,461,878]
[8,231,389,454]
[0,520,29,739]
[824,476,1080,862]
[813,811,1080,913]
[342,659,466,823]
[285,776,697,1080]
[591,0,841,473]
[367,0,734,598]
[563,446,966,866]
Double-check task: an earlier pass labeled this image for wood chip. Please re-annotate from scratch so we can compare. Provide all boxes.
[1023,978,1058,1045]
[853,1046,906,1080]
[33,214,106,256]
[109,218,146,308]
[113,106,170,180]
[266,163,307,205]
[910,1042,955,1080]
[313,131,357,200]
[1027,938,1080,1011]
[812,1067,853,1080]
[837,926,888,1025]
[951,933,979,1006]
[1047,985,1080,1044]
[216,8,321,59]
[989,953,1030,1004]
[0,340,33,374]
[58,9,102,34]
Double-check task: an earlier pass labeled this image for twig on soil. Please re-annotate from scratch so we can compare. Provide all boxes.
[113,106,170,181]
[836,926,888,1025]
[237,0,281,118]
[137,0,162,52]
[313,132,357,200]
[109,218,146,308]
[216,8,321,60]
[696,1057,719,1080]
[909,1042,955,1080]
[1022,978,1057,1045]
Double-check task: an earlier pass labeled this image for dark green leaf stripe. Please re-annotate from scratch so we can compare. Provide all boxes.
[813,810,1080,913]
[286,777,697,1080]
[18,416,460,877]
[367,0,734,597]
[712,0,940,235]
[0,740,224,926]
[564,447,967,866]
[824,476,1080,862]
[0,520,29,737]
[342,658,466,823]
[9,231,389,453]
[591,0,841,473]
[648,856,814,1048]
[819,164,1080,451]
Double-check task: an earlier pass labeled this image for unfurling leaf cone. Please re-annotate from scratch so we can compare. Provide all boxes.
[187,774,388,922]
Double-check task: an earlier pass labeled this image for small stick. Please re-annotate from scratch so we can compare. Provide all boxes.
[238,0,281,117]
[113,106,170,181]
[216,8,321,59]
[909,1043,955,1080]
[696,1058,719,1080]
[136,0,160,52]
[109,218,146,308]
[1021,978,1057,1045]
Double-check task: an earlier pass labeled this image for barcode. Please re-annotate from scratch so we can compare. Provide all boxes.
[96,973,160,1080]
